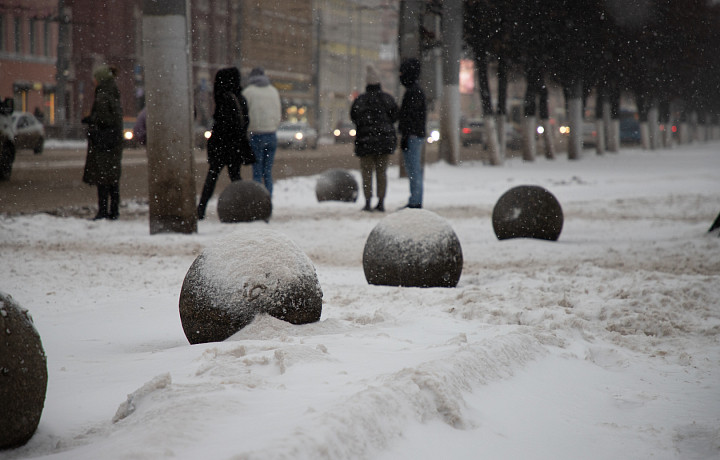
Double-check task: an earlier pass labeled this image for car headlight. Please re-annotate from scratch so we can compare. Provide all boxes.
[536,126,545,134]
[333,129,341,136]
[349,129,356,136]
[204,130,211,139]
[294,132,303,141]
[124,130,133,140]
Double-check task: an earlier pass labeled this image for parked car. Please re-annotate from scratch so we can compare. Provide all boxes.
[122,117,141,148]
[195,120,212,149]
[12,111,45,154]
[620,113,641,144]
[426,120,440,144]
[583,120,598,147]
[0,98,16,180]
[460,118,485,147]
[333,120,356,144]
[277,121,318,149]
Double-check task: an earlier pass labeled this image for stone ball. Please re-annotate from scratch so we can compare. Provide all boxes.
[315,169,359,202]
[179,228,323,344]
[492,185,563,241]
[0,292,48,449]
[217,180,272,223]
[363,209,463,288]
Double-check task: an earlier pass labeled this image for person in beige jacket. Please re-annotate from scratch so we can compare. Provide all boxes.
[242,67,282,196]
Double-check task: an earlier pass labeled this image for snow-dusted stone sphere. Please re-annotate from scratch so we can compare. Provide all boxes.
[217,180,272,223]
[0,292,47,449]
[492,185,563,241]
[315,169,359,202]
[363,209,463,288]
[179,229,323,344]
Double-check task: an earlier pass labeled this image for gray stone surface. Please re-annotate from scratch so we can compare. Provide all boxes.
[179,229,323,344]
[0,292,47,449]
[315,169,359,202]
[363,209,463,288]
[492,185,564,241]
[217,180,272,223]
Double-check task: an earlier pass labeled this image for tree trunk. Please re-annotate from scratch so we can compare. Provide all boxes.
[539,74,555,159]
[476,54,501,165]
[497,57,508,160]
[438,0,462,165]
[648,103,660,150]
[606,84,620,152]
[143,0,197,234]
[522,63,540,161]
[567,81,583,160]
[636,92,651,150]
[594,91,606,155]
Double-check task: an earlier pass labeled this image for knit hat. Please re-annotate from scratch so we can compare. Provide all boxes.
[249,67,265,78]
[93,65,114,84]
[365,64,381,86]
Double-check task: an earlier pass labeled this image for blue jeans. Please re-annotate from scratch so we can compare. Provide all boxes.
[250,132,277,196]
[402,135,424,207]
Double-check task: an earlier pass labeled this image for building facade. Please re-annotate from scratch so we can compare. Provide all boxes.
[0,0,59,121]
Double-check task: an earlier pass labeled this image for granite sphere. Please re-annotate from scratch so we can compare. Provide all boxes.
[492,185,563,241]
[0,292,47,449]
[363,209,463,288]
[179,229,323,344]
[315,169,359,202]
[217,180,272,223]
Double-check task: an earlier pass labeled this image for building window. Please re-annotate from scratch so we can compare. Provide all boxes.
[43,20,50,56]
[14,16,21,53]
[29,19,36,55]
[0,15,5,51]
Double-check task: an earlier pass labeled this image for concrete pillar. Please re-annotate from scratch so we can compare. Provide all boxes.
[142,0,197,234]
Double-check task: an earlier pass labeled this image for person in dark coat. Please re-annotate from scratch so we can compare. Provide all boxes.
[350,64,398,212]
[82,65,123,220]
[398,58,427,209]
[197,67,251,220]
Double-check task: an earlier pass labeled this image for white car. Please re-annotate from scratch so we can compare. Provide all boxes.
[277,121,318,150]
[12,111,45,154]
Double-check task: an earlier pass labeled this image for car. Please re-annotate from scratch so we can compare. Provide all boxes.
[122,117,141,148]
[11,111,45,154]
[194,120,212,149]
[620,112,641,144]
[333,120,356,143]
[582,120,598,147]
[460,118,485,147]
[277,121,318,149]
[426,120,440,144]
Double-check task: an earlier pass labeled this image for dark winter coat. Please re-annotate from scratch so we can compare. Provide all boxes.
[207,67,252,167]
[350,84,399,157]
[399,58,426,142]
[82,69,123,186]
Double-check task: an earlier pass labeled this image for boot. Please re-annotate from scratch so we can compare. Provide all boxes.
[362,199,372,212]
[108,185,120,220]
[93,186,108,220]
[374,199,385,212]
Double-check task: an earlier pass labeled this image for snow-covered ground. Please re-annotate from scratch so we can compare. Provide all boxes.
[1,144,719,459]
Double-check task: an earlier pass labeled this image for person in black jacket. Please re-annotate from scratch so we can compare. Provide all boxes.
[197,67,251,220]
[350,64,398,212]
[398,58,427,209]
[82,64,123,220]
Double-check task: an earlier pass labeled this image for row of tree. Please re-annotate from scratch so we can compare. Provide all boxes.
[463,0,720,163]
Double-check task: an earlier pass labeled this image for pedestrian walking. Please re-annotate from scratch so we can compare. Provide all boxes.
[197,67,253,220]
[398,58,427,209]
[82,64,123,220]
[242,67,282,197]
[350,64,398,212]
